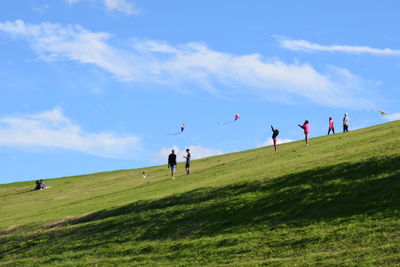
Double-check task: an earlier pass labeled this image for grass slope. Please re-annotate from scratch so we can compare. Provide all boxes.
[1,121,400,266]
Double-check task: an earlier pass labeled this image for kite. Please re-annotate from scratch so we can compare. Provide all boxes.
[369,109,387,117]
[168,124,185,135]
[219,113,241,125]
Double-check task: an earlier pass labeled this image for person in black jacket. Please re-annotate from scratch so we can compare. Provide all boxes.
[271,125,279,152]
[168,149,177,180]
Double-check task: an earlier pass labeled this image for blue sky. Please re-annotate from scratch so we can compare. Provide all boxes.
[0,0,399,184]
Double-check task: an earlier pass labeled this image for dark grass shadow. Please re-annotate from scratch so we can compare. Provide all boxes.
[2,156,400,256]
[67,157,400,234]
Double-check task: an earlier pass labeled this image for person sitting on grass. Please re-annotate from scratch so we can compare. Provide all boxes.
[33,180,41,190]
[33,179,47,190]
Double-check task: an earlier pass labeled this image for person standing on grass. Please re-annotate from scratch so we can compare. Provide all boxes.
[168,149,177,180]
[298,120,310,146]
[328,117,335,135]
[183,148,191,175]
[343,113,350,132]
[271,125,279,152]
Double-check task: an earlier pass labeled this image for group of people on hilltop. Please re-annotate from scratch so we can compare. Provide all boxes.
[160,113,352,180]
[30,113,352,185]
[271,113,351,151]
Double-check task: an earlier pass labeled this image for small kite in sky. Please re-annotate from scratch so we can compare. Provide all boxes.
[219,113,241,125]
[234,113,240,121]
[378,110,387,116]
[169,123,185,135]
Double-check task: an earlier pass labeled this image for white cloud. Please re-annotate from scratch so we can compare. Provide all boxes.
[66,0,138,15]
[0,20,140,80]
[151,145,224,164]
[32,4,50,14]
[278,38,400,56]
[0,108,140,158]
[104,0,138,15]
[385,113,400,121]
[0,20,375,108]
[259,138,295,147]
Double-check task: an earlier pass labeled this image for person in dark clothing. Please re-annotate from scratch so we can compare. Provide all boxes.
[33,180,41,190]
[271,125,279,152]
[39,179,46,189]
[168,149,177,180]
[343,113,349,132]
[183,148,191,175]
[33,179,47,190]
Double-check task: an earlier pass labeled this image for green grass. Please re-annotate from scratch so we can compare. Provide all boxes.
[1,121,400,266]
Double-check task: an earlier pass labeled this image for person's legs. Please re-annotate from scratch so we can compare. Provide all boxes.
[328,128,331,135]
[185,163,190,174]
[305,133,309,145]
[273,138,277,152]
[171,165,176,179]
[332,128,335,134]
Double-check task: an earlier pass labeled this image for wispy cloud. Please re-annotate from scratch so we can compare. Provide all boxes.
[0,108,141,158]
[32,4,50,14]
[104,0,138,15]
[66,0,139,15]
[0,20,375,108]
[151,145,223,164]
[0,20,139,80]
[278,38,400,56]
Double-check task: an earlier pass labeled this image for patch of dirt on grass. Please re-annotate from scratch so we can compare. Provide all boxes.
[45,214,90,229]
[0,224,20,234]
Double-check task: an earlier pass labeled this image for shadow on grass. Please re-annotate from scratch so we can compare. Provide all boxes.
[2,156,400,257]
[64,156,399,235]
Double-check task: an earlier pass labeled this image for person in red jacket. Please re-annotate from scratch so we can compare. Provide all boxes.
[298,120,310,146]
[328,117,335,135]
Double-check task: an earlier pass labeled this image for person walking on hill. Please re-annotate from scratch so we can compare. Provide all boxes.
[271,125,279,152]
[183,148,191,175]
[328,117,335,135]
[343,113,350,132]
[168,149,177,180]
[298,120,310,146]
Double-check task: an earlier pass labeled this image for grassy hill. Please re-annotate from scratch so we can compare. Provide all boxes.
[1,121,400,266]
